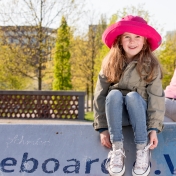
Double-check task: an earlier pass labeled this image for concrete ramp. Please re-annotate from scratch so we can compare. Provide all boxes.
[0,121,175,176]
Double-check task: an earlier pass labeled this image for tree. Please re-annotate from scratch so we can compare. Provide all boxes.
[0,44,31,89]
[70,35,92,111]
[70,14,107,111]
[52,16,72,90]
[159,32,176,88]
[88,18,107,111]
[0,0,84,90]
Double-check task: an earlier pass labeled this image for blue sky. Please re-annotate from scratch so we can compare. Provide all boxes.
[87,0,176,37]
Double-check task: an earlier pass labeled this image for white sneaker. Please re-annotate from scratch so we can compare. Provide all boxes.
[106,149,126,176]
[132,143,152,176]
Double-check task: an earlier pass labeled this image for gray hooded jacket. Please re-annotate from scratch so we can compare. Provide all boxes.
[93,61,165,132]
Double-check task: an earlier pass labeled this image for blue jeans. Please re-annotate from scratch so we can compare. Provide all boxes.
[105,90,147,145]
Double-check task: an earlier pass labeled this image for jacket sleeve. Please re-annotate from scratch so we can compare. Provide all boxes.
[93,70,111,130]
[146,68,165,133]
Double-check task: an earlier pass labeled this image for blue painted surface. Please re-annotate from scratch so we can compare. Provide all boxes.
[0,122,175,176]
[151,123,176,176]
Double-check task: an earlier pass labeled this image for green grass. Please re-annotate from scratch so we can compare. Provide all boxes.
[84,111,94,121]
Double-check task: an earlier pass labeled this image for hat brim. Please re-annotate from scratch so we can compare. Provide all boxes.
[102,21,162,51]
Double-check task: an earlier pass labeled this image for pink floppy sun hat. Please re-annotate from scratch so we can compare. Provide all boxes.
[102,15,162,51]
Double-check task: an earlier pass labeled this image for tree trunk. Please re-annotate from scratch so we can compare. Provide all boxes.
[86,83,89,112]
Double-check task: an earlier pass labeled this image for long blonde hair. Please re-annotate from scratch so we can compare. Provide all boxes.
[102,35,162,83]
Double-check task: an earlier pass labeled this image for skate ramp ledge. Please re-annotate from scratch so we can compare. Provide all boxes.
[0,121,175,176]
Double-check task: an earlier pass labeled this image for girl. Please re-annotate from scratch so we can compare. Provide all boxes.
[93,15,165,176]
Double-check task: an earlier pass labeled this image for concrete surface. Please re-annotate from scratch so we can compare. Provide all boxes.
[0,121,175,176]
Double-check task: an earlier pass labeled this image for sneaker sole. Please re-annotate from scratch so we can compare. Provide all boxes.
[109,165,125,176]
[132,165,150,176]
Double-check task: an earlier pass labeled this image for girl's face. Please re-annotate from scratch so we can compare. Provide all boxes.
[121,32,145,59]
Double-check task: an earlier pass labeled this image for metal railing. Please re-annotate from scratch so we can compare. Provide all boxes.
[0,91,86,120]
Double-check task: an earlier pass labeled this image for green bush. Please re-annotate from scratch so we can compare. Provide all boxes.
[85,111,94,121]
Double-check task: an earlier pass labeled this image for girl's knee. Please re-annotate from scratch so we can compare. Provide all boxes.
[125,92,140,102]
[125,92,143,106]
[106,90,123,101]
[125,92,147,109]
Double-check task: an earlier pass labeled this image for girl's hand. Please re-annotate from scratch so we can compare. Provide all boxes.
[149,130,158,149]
[100,130,112,148]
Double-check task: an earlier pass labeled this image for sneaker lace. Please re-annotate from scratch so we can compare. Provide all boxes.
[106,149,126,169]
[135,143,152,170]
